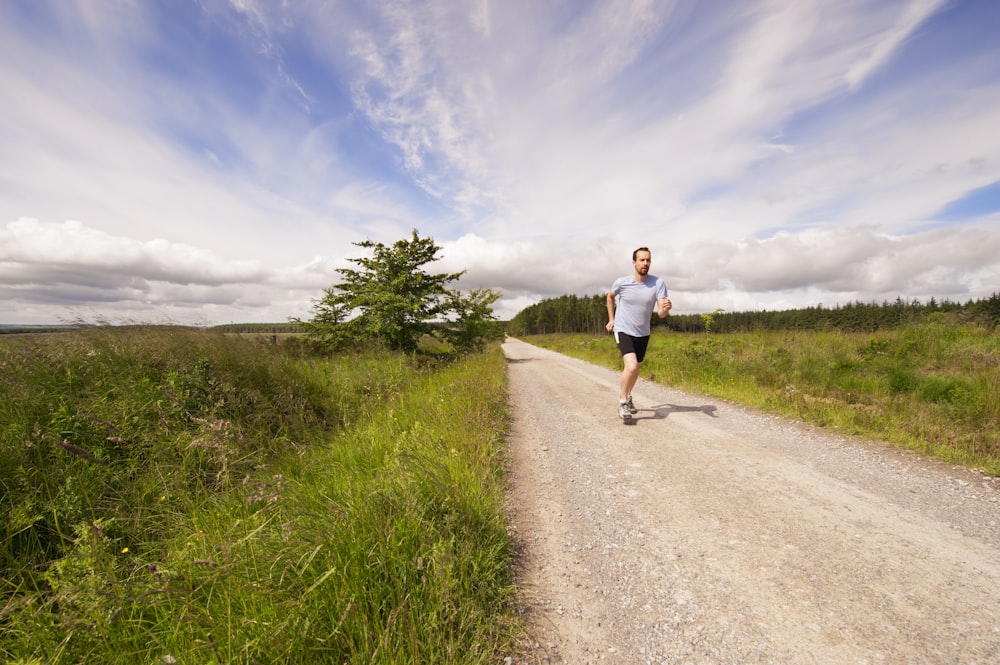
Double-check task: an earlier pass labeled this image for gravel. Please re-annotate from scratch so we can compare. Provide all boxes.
[503,338,1000,665]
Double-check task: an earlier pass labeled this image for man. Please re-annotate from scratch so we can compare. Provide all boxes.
[606,247,672,420]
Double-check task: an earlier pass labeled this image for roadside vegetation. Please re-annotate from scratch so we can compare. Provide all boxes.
[0,326,518,663]
[2,230,515,663]
[526,316,1000,476]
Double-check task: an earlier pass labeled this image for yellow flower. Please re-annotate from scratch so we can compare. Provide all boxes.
[121,547,129,554]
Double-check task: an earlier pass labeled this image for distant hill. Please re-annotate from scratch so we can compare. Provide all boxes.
[0,324,77,334]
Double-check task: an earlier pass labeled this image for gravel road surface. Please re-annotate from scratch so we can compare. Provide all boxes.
[502,337,1000,664]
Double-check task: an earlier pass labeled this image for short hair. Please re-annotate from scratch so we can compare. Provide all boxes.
[632,246,651,261]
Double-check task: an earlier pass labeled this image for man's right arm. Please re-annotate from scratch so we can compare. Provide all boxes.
[606,291,616,332]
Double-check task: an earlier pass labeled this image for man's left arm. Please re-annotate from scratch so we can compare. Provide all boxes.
[656,279,671,317]
[656,297,672,318]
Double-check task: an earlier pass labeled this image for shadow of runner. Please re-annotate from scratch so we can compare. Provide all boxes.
[632,403,719,420]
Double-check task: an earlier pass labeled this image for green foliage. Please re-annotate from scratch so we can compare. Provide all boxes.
[888,367,920,395]
[298,229,502,355]
[438,287,505,354]
[918,375,974,405]
[0,327,335,597]
[700,308,725,333]
[1,328,522,662]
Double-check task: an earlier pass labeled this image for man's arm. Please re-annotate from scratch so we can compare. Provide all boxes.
[656,297,672,318]
[606,291,617,332]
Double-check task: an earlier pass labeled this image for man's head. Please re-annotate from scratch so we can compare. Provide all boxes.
[632,247,651,276]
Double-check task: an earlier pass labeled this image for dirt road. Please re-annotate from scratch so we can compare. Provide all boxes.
[502,338,1000,664]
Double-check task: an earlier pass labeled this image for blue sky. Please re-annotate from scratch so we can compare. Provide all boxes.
[1,0,998,324]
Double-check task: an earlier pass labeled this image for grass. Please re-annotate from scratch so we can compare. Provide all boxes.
[1,326,521,663]
[526,316,1000,476]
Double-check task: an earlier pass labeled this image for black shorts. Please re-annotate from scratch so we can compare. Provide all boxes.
[615,332,650,363]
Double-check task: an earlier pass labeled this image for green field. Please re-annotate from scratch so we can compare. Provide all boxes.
[1,326,521,663]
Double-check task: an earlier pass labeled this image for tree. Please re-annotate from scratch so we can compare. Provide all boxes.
[439,287,504,354]
[299,229,502,353]
[700,308,725,333]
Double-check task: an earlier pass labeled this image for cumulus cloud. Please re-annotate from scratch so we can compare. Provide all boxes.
[0,219,266,285]
[0,219,328,323]
[456,222,1000,320]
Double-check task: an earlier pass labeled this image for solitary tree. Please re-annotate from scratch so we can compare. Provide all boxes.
[298,229,502,353]
[700,308,725,333]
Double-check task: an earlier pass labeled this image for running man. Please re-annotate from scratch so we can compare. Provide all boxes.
[606,247,672,420]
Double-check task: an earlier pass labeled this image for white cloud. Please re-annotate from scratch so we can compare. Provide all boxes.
[844,0,946,89]
[706,225,1000,296]
[0,219,265,284]
[444,221,999,320]
[0,219,322,324]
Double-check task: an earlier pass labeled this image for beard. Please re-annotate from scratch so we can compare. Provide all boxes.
[638,266,649,274]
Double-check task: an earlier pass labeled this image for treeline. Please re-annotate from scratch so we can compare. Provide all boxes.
[506,294,610,336]
[506,293,1000,335]
[210,322,305,334]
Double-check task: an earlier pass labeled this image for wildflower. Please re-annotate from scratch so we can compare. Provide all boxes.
[121,547,129,554]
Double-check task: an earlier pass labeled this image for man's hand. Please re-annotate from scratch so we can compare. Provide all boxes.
[606,291,617,332]
[657,297,672,318]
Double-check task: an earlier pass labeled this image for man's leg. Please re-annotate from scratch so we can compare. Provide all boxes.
[620,352,640,401]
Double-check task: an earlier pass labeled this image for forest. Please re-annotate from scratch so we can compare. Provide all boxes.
[505,292,1000,336]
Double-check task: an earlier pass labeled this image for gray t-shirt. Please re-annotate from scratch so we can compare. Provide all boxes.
[610,274,669,337]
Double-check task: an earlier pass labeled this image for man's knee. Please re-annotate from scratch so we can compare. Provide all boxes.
[622,353,640,373]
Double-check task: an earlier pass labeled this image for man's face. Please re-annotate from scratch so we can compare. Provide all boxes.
[634,250,651,275]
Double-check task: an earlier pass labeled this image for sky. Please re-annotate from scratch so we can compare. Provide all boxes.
[2,0,999,325]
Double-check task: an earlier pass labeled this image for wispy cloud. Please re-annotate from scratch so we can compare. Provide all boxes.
[1,0,998,324]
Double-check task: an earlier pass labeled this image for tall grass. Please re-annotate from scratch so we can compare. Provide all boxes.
[528,317,1000,475]
[1,327,520,663]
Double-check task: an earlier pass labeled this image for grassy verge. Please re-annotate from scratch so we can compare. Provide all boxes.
[1,327,520,663]
[525,318,1000,476]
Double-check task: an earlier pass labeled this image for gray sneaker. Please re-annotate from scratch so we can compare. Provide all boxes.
[626,395,637,414]
[618,401,632,420]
